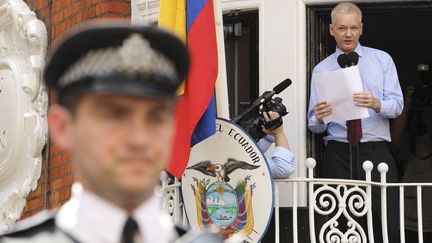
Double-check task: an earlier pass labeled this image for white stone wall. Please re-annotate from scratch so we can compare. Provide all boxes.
[0,0,48,231]
[131,0,413,207]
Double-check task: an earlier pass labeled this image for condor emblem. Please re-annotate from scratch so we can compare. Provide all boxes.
[182,118,274,242]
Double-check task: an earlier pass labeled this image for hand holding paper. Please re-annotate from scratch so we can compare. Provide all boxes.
[353,91,381,113]
[313,101,332,124]
[314,65,369,123]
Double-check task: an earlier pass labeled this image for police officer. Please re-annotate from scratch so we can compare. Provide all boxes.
[0,22,223,243]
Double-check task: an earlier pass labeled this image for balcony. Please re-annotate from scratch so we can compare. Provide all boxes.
[161,158,432,243]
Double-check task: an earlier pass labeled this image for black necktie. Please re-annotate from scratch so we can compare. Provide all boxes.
[121,217,140,243]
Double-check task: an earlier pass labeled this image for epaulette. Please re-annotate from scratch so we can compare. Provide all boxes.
[174,225,187,237]
[1,210,57,237]
[174,228,224,243]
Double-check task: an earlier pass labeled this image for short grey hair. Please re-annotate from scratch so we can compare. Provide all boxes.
[331,2,362,23]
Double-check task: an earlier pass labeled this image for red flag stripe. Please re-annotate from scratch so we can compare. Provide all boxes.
[167,0,218,178]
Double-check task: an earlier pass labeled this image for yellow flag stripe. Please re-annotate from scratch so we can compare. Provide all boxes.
[158,0,186,94]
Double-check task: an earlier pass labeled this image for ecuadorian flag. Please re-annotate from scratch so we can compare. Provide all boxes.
[159,0,218,178]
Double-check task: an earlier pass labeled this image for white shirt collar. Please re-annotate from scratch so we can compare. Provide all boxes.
[335,42,363,57]
[56,183,178,243]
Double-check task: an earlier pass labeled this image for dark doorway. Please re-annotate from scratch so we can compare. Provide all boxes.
[223,10,259,119]
[307,2,432,178]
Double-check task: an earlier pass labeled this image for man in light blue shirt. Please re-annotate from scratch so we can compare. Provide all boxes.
[258,111,295,179]
[308,43,403,144]
[307,2,402,243]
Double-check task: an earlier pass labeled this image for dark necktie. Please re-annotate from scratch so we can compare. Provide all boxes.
[121,217,140,243]
[347,119,362,145]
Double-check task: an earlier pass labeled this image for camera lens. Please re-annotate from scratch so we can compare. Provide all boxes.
[418,64,429,72]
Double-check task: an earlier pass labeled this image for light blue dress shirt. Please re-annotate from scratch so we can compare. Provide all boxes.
[307,43,403,143]
[257,135,295,178]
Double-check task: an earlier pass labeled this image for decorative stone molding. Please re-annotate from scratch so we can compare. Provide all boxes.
[131,0,160,25]
[160,171,184,226]
[0,0,48,231]
[131,0,260,24]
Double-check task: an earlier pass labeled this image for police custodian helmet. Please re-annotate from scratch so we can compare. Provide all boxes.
[43,21,189,99]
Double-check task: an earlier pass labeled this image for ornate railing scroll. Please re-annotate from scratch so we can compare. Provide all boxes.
[162,158,432,243]
[160,171,185,227]
[306,158,374,243]
[0,0,48,231]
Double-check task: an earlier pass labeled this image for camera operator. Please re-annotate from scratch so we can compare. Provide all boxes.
[391,85,432,242]
[257,111,295,179]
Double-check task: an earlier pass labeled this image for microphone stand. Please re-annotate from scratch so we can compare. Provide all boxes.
[348,126,360,180]
[339,53,361,180]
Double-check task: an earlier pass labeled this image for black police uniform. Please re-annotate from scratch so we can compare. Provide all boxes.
[0,22,222,243]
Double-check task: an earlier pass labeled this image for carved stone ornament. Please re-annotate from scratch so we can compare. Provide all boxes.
[0,0,48,231]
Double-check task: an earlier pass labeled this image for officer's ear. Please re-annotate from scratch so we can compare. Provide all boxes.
[48,104,75,150]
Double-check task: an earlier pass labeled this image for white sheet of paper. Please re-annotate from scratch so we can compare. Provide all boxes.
[315,66,369,123]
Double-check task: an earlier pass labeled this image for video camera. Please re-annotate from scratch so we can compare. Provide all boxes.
[411,63,432,110]
[231,78,292,142]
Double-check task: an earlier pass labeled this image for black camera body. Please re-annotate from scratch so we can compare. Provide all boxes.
[235,96,288,142]
[411,84,432,110]
[232,79,291,142]
[411,64,432,110]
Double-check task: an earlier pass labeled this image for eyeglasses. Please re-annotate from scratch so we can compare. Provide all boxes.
[333,25,361,34]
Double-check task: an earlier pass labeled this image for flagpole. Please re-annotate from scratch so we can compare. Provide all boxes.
[213,0,230,119]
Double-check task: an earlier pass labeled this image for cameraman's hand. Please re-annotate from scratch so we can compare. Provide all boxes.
[314,101,332,124]
[262,111,283,136]
[391,86,415,145]
[404,86,415,109]
[261,111,290,150]
[398,86,415,117]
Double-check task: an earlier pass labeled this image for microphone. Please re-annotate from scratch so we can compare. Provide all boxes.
[347,52,359,66]
[256,78,292,105]
[273,78,292,94]
[232,78,292,123]
[337,54,349,68]
[337,52,359,68]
